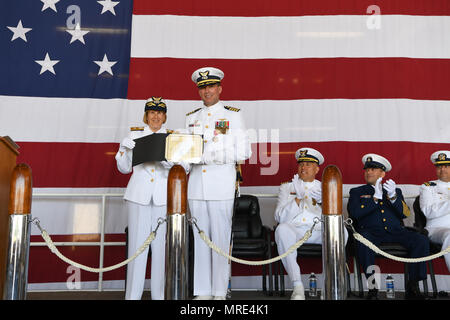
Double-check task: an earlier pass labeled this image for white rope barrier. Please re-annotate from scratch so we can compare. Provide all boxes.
[32,214,450,272]
[195,216,450,266]
[31,218,161,273]
[352,232,450,263]
[33,214,316,272]
[191,217,319,266]
[199,230,312,266]
[345,219,450,263]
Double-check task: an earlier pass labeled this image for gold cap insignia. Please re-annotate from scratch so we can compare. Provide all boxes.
[199,71,210,80]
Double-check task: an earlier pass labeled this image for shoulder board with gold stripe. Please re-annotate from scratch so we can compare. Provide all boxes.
[186,108,201,116]
[166,129,174,134]
[224,106,240,112]
[422,181,437,187]
[130,126,144,131]
[402,200,411,217]
[280,181,290,185]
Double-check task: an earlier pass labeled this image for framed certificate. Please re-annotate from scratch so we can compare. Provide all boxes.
[165,134,203,163]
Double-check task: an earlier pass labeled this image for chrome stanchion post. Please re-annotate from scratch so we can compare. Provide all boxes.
[164,165,188,300]
[3,164,32,300]
[321,165,346,300]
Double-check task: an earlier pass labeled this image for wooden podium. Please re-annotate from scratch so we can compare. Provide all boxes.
[0,137,19,298]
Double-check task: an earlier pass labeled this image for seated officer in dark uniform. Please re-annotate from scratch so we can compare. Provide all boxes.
[347,153,430,300]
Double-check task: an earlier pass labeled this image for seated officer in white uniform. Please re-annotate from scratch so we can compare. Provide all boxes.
[185,67,252,300]
[275,147,347,300]
[420,150,450,271]
[116,97,177,300]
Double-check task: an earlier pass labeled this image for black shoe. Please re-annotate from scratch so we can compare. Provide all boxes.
[366,289,379,300]
[405,281,427,300]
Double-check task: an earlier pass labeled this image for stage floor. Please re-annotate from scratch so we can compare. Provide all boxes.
[26,290,449,300]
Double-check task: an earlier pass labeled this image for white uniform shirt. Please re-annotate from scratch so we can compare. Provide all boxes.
[115,126,170,206]
[419,179,450,229]
[185,101,251,200]
[274,179,322,229]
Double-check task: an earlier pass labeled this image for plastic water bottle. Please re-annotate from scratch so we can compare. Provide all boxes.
[226,280,232,299]
[309,273,317,297]
[226,271,232,299]
[386,274,395,299]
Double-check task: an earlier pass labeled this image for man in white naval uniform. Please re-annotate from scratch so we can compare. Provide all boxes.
[274,147,347,300]
[116,97,178,300]
[420,150,450,271]
[186,67,252,300]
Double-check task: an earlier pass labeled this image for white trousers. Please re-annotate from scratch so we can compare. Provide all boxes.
[125,200,166,300]
[275,223,348,285]
[428,227,450,271]
[189,199,234,297]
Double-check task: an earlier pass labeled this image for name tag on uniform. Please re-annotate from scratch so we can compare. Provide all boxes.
[188,120,203,135]
[360,195,372,198]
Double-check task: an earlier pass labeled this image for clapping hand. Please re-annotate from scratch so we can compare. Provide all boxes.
[292,174,306,200]
[383,179,397,199]
[373,177,383,200]
[309,188,322,204]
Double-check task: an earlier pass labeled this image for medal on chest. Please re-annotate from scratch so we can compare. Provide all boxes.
[213,119,229,142]
[215,119,229,134]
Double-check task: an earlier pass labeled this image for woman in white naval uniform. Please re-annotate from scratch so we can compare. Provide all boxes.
[116,97,173,300]
[274,147,348,300]
[186,67,252,300]
[419,150,450,271]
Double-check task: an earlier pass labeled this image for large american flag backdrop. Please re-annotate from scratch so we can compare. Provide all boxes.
[1,0,449,290]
